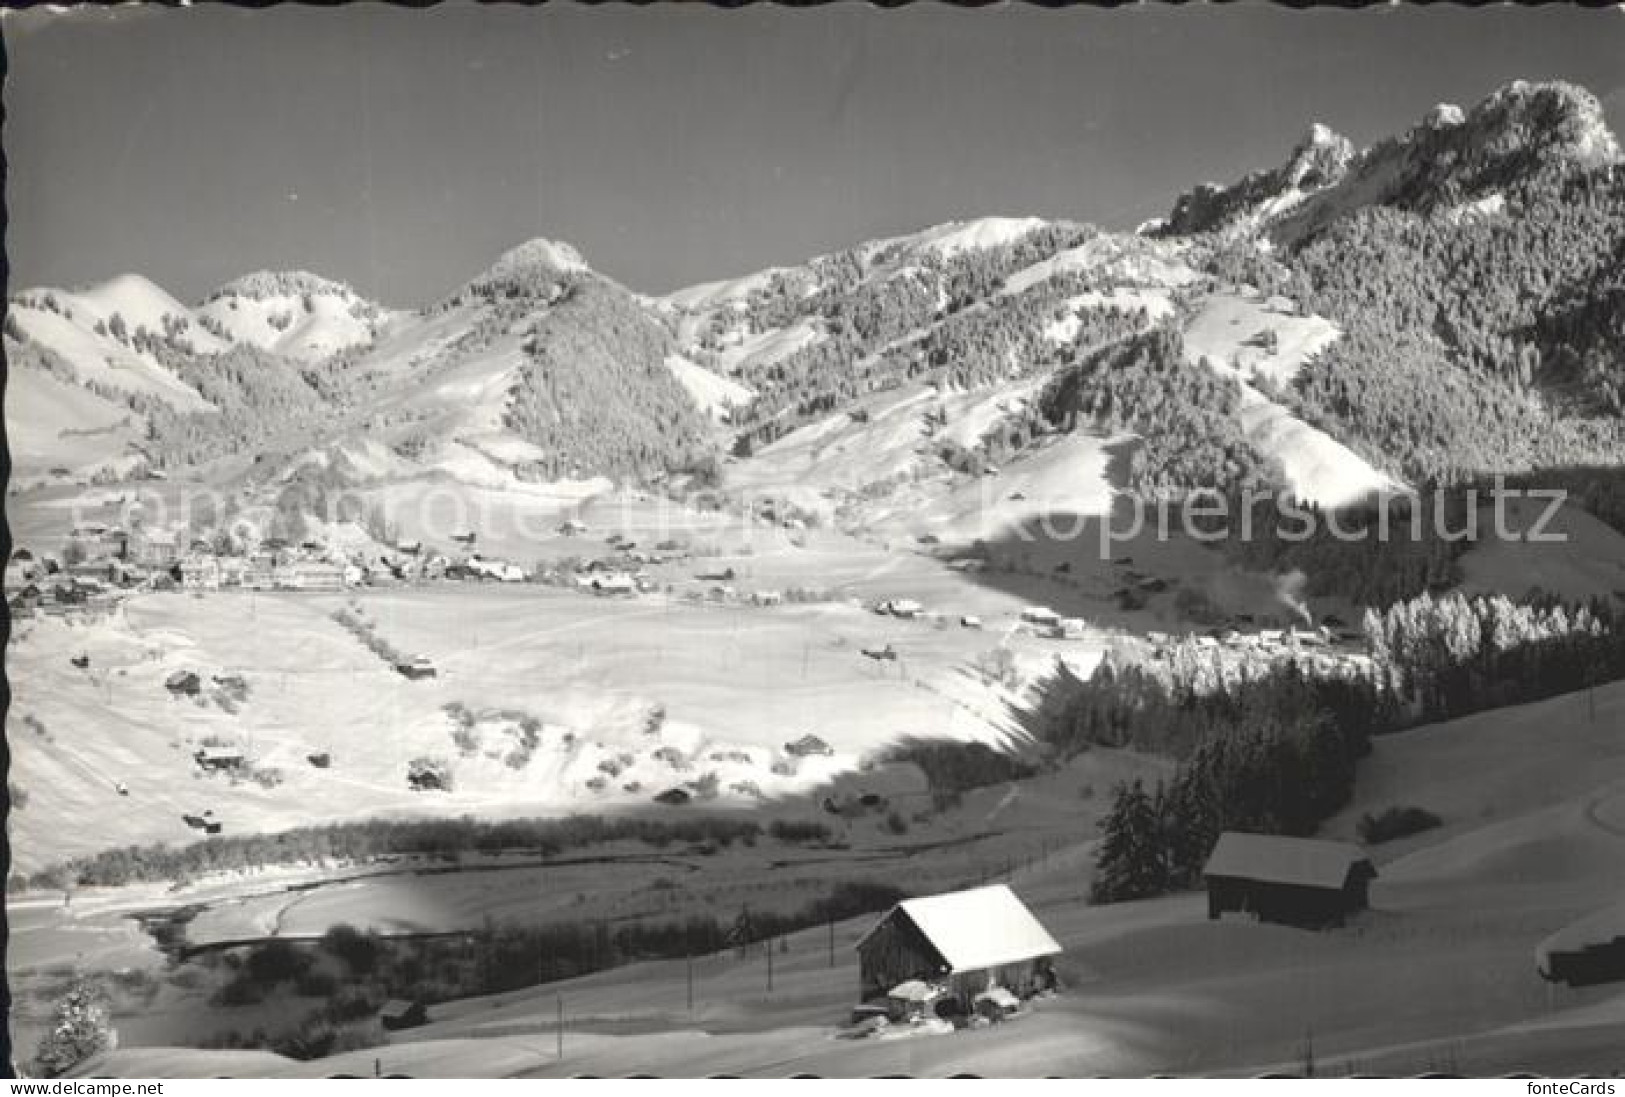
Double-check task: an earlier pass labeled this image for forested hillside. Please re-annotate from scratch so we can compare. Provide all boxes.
[1154,81,1625,487]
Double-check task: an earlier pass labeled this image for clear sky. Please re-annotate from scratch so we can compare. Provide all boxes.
[6,3,1624,307]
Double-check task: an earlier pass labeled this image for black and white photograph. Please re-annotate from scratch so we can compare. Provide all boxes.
[3,1,1625,1080]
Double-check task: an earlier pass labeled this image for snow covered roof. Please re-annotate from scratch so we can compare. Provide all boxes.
[857,885,1061,973]
[1536,900,1625,969]
[1204,831,1374,890]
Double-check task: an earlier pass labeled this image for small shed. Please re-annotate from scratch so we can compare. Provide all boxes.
[855,884,1062,1008]
[378,999,428,1031]
[194,746,245,772]
[1537,901,1625,988]
[165,669,202,697]
[1203,831,1376,929]
[396,657,437,681]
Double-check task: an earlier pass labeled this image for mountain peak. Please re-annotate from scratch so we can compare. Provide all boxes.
[1285,124,1356,188]
[1463,79,1620,169]
[1155,124,1353,238]
[446,237,593,307]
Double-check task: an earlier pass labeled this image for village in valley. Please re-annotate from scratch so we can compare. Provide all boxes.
[7,445,1624,1077]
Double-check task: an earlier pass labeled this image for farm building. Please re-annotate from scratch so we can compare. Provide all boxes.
[5,552,41,593]
[1203,831,1376,929]
[9,584,41,615]
[378,999,429,1031]
[1537,901,1625,987]
[854,884,1061,1009]
[281,560,346,591]
[68,525,128,561]
[165,669,203,696]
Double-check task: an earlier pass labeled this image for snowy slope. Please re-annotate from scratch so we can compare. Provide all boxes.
[892,216,1048,259]
[8,277,218,410]
[1001,234,1196,297]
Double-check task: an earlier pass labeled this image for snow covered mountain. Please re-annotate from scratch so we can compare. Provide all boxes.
[1156,80,1621,244]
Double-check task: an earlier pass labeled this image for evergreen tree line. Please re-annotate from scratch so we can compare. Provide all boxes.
[721,225,1171,454]
[1213,489,1470,608]
[1038,328,1271,497]
[19,813,774,891]
[1283,163,1625,483]
[193,879,909,1062]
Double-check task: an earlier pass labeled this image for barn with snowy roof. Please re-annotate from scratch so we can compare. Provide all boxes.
[1203,831,1376,929]
[854,884,1061,1007]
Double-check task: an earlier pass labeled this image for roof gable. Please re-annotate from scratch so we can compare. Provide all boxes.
[1203,831,1373,890]
[857,885,1061,972]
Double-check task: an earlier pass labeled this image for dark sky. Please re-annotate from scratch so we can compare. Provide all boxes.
[6,4,1624,307]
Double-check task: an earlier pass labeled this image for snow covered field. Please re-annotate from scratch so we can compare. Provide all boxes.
[36,681,1625,1077]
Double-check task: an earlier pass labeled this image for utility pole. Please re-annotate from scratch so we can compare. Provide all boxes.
[687,951,693,1012]
[556,994,564,1061]
[766,937,774,993]
[828,917,835,969]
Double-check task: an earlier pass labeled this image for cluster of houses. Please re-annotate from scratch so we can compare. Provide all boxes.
[1018,606,1088,640]
[1145,622,1375,679]
[853,829,1625,1041]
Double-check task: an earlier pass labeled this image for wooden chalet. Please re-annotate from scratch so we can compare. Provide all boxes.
[1203,831,1376,929]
